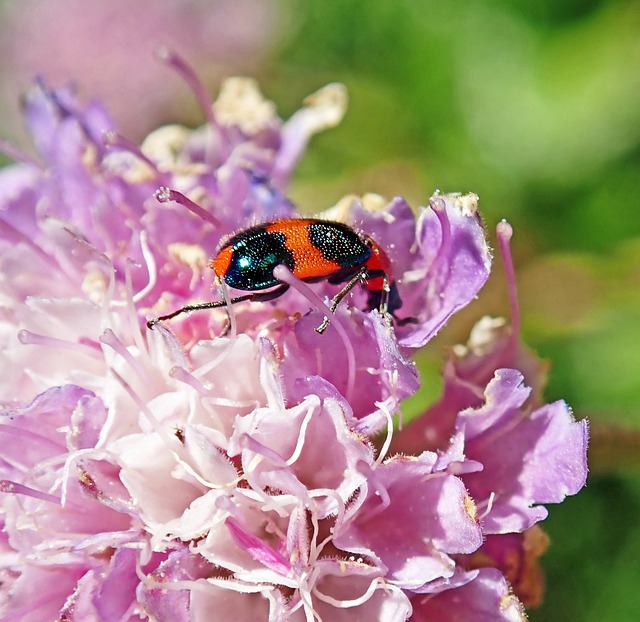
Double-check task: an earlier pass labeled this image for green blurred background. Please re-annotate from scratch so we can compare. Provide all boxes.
[276,7,640,617]
[1,0,639,619]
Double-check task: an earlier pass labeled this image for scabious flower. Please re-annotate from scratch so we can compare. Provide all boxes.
[0,54,588,621]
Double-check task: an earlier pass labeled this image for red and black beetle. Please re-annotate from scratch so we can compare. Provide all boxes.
[147,218,405,333]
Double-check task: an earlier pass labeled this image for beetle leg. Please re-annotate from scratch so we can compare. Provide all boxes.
[379,274,391,315]
[245,283,290,303]
[315,267,368,334]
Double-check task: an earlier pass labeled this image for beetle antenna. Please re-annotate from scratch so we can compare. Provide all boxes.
[146,284,292,330]
[146,294,251,329]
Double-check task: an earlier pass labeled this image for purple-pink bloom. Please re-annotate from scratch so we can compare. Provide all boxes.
[228,391,374,518]
[332,453,483,591]
[410,568,528,621]
[452,368,588,534]
[0,58,587,621]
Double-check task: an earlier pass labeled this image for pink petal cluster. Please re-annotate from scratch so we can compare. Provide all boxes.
[0,65,588,621]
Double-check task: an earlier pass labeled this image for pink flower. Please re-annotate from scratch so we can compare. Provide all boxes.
[410,568,528,622]
[0,59,587,621]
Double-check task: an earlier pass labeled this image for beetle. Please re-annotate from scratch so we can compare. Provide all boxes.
[146,218,406,333]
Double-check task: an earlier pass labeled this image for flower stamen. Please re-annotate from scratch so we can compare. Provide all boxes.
[155,186,222,228]
[0,479,62,505]
[272,264,356,403]
[100,328,153,386]
[155,46,219,134]
[0,138,43,169]
[103,130,161,174]
[496,220,521,352]
[18,329,102,358]
[425,195,452,285]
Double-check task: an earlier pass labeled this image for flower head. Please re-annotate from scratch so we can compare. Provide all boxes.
[0,57,587,621]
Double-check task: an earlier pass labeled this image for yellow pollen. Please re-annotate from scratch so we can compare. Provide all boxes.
[463,494,479,522]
